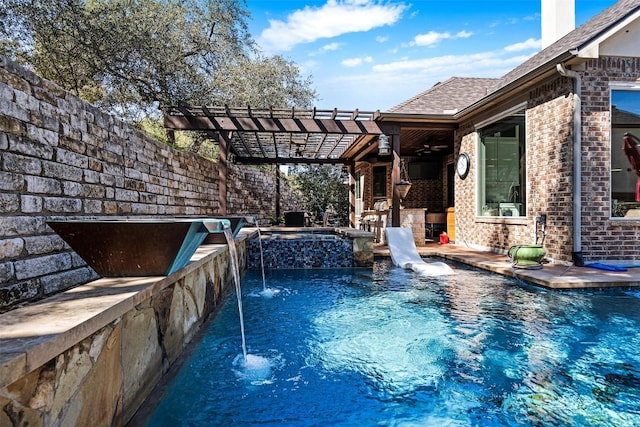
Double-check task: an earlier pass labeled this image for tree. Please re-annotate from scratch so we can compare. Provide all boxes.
[0,0,316,122]
[214,55,316,108]
[289,165,350,226]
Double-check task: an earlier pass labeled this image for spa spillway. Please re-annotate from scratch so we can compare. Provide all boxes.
[48,218,230,276]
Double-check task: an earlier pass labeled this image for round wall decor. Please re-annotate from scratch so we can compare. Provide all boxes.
[456,152,470,180]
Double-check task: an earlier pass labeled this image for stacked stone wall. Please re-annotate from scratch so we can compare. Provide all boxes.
[0,56,301,311]
[0,237,248,426]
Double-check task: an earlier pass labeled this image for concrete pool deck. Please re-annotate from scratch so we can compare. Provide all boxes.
[373,242,640,289]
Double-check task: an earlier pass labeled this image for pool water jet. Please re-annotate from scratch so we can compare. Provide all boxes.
[225,228,273,377]
[225,228,248,360]
[255,227,280,298]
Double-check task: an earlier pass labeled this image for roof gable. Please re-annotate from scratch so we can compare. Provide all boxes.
[387,77,499,114]
[496,0,640,91]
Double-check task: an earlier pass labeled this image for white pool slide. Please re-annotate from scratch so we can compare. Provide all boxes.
[385,227,454,276]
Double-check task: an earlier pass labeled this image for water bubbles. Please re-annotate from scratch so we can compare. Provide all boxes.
[248,287,283,298]
[233,354,273,384]
[259,287,281,298]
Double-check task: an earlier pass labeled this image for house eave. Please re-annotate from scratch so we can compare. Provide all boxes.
[453,50,577,120]
[376,112,458,124]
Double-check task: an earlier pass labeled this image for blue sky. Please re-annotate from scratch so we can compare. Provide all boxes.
[245,0,618,111]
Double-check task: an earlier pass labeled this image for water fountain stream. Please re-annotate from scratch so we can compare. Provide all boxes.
[257,228,266,291]
[224,228,272,379]
[255,227,280,298]
[224,228,247,359]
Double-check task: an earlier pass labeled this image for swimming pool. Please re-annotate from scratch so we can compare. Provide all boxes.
[144,260,640,426]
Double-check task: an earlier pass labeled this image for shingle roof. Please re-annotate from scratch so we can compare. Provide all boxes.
[495,0,640,91]
[387,77,500,114]
[387,0,640,116]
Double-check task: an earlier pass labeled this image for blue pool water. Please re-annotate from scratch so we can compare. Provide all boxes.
[145,260,640,426]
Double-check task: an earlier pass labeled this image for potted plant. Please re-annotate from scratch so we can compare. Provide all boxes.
[268,216,284,226]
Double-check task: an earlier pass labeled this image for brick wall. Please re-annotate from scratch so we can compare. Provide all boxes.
[454,57,640,264]
[356,159,449,213]
[526,76,575,263]
[580,57,640,260]
[0,56,302,311]
[403,175,446,211]
[455,77,577,261]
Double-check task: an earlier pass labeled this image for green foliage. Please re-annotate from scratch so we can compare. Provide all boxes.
[214,55,316,108]
[1,0,317,123]
[268,216,284,226]
[289,165,349,226]
[136,119,220,160]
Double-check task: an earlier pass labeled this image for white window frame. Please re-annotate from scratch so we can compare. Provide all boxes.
[475,103,527,218]
[610,82,640,219]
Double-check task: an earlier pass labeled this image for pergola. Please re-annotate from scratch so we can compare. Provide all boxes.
[163,105,456,226]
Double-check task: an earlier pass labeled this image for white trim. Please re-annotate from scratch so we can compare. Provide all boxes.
[578,9,640,59]
[609,82,640,219]
[475,131,481,217]
[475,109,528,219]
[609,81,640,90]
[474,102,527,130]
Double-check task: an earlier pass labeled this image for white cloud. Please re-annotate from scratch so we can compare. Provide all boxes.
[318,47,534,107]
[257,0,407,54]
[342,58,363,67]
[314,47,535,109]
[376,35,389,43]
[504,38,540,52]
[308,42,344,57]
[410,30,473,47]
[373,51,532,75]
[342,56,373,67]
[322,42,343,52]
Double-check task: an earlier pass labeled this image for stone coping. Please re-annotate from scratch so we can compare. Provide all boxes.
[258,226,373,239]
[375,243,640,289]
[0,230,256,390]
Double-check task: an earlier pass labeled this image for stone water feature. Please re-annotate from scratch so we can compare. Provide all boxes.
[0,218,247,426]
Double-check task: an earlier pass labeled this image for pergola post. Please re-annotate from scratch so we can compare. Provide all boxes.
[218,133,228,215]
[391,133,401,227]
[349,163,356,228]
[275,164,281,219]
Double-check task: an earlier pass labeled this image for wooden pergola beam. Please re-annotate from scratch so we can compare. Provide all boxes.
[164,114,381,135]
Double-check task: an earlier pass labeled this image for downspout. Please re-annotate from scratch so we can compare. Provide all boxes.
[556,62,584,266]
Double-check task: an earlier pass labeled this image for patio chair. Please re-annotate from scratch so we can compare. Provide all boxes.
[284,211,306,227]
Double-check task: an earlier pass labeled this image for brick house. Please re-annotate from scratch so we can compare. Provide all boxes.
[365,0,640,265]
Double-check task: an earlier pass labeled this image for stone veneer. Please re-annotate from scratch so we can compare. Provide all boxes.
[399,209,427,246]
[0,55,302,311]
[0,232,251,426]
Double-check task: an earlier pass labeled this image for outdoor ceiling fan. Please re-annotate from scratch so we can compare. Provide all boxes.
[416,144,432,154]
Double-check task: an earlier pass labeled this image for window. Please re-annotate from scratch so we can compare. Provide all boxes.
[477,112,526,217]
[373,166,387,198]
[611,86,640,217]
[408,161,440,180]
